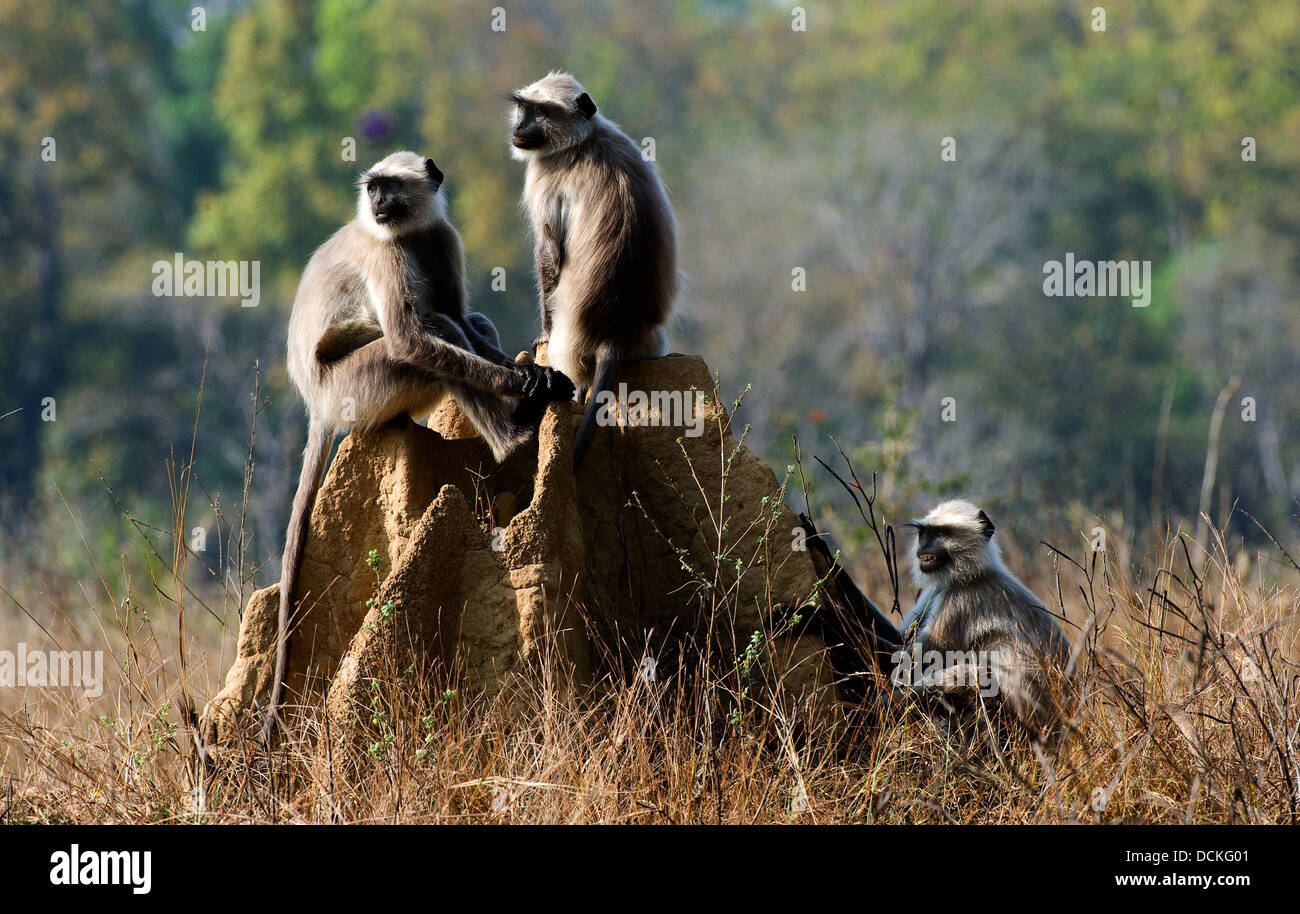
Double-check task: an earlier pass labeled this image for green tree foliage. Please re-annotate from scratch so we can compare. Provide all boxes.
[1,0,1296,584]
[0,0,220,512]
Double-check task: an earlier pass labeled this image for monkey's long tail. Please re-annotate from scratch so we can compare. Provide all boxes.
[573,343,620,470]
[795,513,904,700]
[265,416,331,745]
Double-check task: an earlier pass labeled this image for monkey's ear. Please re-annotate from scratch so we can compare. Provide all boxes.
[425,158,444,192]
[575,92,597,119]
[977,510,995,539]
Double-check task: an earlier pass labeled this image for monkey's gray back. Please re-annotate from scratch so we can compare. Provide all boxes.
[526,119,677,383]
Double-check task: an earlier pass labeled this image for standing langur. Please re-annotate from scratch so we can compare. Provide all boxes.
[509,72,678,467]
[268,151,573,740]
[896,500,1070,738]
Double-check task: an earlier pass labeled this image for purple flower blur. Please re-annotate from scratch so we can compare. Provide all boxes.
[359,111,391,142]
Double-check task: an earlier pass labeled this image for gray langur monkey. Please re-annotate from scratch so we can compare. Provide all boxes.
[268,151,574,741]
[509,72,678,468]
[894,500,1069,738]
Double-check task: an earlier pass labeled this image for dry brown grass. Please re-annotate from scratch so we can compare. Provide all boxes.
[2,505,1296,824]
[1,380,1296,824]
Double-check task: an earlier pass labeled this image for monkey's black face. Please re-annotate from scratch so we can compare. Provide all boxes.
[366,176,413,226]
[511,101,550,151]
[509,91,596,154]
[913,526,953,574]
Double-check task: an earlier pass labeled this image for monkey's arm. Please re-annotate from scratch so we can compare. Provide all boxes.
[383,236,571,401]
[374,274,531,396]
[906,628,1052,724]
[469,334,512,366]
[458,311,575,411]
[538,224,564,303]
[394,307,573,403]
[890,651,988,719]
[914,660,988,693]
[533,197,565,346]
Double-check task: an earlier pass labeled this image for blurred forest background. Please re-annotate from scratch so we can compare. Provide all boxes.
[1,0,1297,609]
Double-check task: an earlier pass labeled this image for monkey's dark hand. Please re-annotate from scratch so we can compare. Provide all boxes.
[512,362,575,401]
[548,366,576,401]
[532,364,575,402]
[510,364,576,425]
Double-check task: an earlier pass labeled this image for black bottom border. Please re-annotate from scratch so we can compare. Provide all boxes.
[1,824,1282,900]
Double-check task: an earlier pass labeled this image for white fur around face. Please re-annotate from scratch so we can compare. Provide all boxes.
[508,100,536,162]
[519,70,582,107]
[355,150,445,238]
[910,499,1004,588]
[368,150,432,183]
[510,71,597,158]
[919,499,984,531]
[357,193,398,241]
